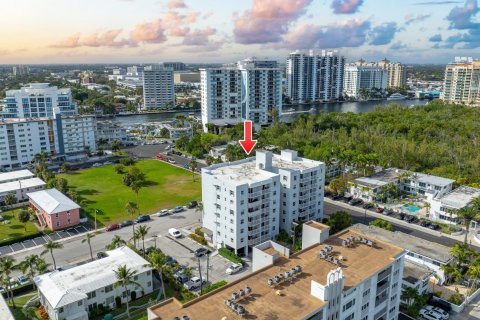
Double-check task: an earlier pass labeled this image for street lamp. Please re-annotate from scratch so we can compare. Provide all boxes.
[94,209,98,231]
[152,235,158,249]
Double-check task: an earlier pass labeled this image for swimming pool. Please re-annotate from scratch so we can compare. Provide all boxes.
[402,204,421,213]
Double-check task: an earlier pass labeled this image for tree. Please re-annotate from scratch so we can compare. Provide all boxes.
[82,233,96,260]
[456,206,478,244]
[130,181,143,217]
[189,160,198,181]
[0,256,17,307]
[160,127,169,138]
[41,240,63,270]
[18,254,40,288]
[115,164,125,174]
[17,209,31,231]
[112,140,122,152]
[114,265,142,319]
[401,287,419,308]
[125,202,138,247]
[326,211,352,234]
[56,178,69,194]
[4,192,17,209]
[106,235,127,250]
[60,162,71,173]
[423,202,431,218]
[35,258,50,275]
[135,225,150,257]
[195,202,204,222]
[67,190,79,202]
[370,219,394,231]
[147,251,167,301]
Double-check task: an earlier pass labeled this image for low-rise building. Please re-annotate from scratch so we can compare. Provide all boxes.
[0,177,45,204]
[96,121,128,145]
[28,188,81,231]
[174,72,200,83]
[0,293,14,320]
[148,221,405,320]
[430,186,480,224]
[402,260,435,298]
[35,246,153,320]
[0,169,35,183]
[163,122,193,141]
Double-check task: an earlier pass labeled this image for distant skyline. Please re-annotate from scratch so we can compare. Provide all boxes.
[1,0,479,64]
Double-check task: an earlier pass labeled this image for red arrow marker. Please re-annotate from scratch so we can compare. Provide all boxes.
[239,120,257,155]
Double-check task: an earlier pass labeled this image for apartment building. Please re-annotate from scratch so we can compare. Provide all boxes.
[430,185,480,224]
[96,121,128,145]
[148,221,405,320]
[143,65,175,109]
[35,246,153,320]
[441,57,480,106]
[201,150,325,255]
[286,50,345,103]
[343,61,388,99]
[163,62,186,71]
[377,59,407,88]
[55,114,97,155]
[1,83,77,118]
[12,65,29,76]
[200,58,282,132]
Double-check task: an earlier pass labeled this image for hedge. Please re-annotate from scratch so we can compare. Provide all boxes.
[218,248,242,264]
[202,280,227,295]
[188,233,207,245]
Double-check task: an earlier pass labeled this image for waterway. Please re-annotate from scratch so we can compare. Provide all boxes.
[104,99,430,127]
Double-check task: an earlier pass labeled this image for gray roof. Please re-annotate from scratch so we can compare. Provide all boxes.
[350,224,452,263]
[414,172,455,187]
[27,188,80,214]
[353,168,402,188]
[0,169,34,183]
[439,186,480,209]
[403,260,435,285]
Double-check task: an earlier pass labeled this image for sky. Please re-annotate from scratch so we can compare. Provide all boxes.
[0,0,479,64]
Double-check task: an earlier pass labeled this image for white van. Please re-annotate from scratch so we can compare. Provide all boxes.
[168,228,182,238]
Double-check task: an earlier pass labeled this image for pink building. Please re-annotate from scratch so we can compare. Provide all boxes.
[27,188,81,231]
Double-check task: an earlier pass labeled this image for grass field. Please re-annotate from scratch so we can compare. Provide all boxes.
[0,208,40,245]
[61,160,201,226]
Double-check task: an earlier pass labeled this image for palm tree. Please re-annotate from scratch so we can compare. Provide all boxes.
[423,202,431,218]
[125,202,138,247]
[114,265,142,319]
[0,256,17,307]
[4,192,17,210]
[401,287,418,307]
[35,258,50,275]
[17,209,31,231]
[195,202,204,222]
[468,263,480,289]
[106,235,127,250]
[147,251,166,300]
[41,240,63,270]
[130,181,142,217]
[82,233,96,260]
[457,206,479,244]
[189,160,198,182]
[18,255,40,288]
[135,225,150,256]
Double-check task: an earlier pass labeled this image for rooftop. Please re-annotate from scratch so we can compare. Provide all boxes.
[0,294,14,320]
[438,186,480,209]
[271,150,324,172]
[413,172,455,187]
[304,220,330,231]
[353,168,402,188]
[27,188,80,214]
[350,224,452,263]
[0,177,45,194]
[403,260,435,285]
[148,228,403,320]
[0,169,34,183]
[34,246,152,309]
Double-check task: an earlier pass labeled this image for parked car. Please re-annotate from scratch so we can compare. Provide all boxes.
[375,207,384,213]
[396,213,406,220]
[429,223,440,230]
[157,209,169,217]
[97,252,107,259]
[384,209,394,216]
[343,196,353,202]
[136,215,151,223]
[17,275,29,285]
[194,247,211,258]
[175,273,190,285]
[362,203,374,209]
[164,256,177,267]
[105,224,121,232]
[187,201,198,209]
[420,220,431,227]
[168,159,176,164]
[331,194,342,201]
[348,198,363,206]
[183,164,190,169]
[170,206,185,214]
[120,220,133,227]
[419,309,444,320]
[404,215,415,223]
[92,163,102,167]
[424,305,449,319]
[183,276,206,291]
[226,263,243,275]
[168,228,182,238]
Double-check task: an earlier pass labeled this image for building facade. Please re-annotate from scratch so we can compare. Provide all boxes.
[143,65,175,109]
[430,185,480,224]
[54,114,97,155]
[377,59,407,88]
[343,62,388,99]
[2,83,77,118]
[201,150,325,255]
[286,50,345,103]
[163,62,186,71]
[200,58,282,132]
[96,121,128,145]
[35,246,153,320]
[12,65,29,76]
[441,57,480,106]
[0,177,45,204]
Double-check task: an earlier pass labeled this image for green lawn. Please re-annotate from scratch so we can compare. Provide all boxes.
[0,209,40,245]
[9,293,37,320]
[61,160,201,226]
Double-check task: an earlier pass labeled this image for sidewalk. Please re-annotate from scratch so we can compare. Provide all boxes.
[324,198,470,243]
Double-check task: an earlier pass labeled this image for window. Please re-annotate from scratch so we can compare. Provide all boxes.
[342,299,355,312]
[363,288,370,297]
[105,284,113,293]
[106,296,114,305]
[59,307,64,313]
[361,302,369,310]
[78,301,83,306]
[134,275,138,280]
[147,281,152,287]
[87,291,96,299]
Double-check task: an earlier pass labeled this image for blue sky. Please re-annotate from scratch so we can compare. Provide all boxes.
[0,0,479,64]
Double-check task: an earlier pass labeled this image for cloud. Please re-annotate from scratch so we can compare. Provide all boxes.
[50,33,81,48]
[429,34,443,41]
[390,42,407,50]
[51,31,132,48]
[167,0,187,9]
[203,11,214,19]
[280,19,371,49]
[446,0,479,29]
[233,0,313,44]
[415,1,462,4]
[331,0,364,14]
[131,19,167,43]
[368,22,399,45]
[182,27,216,46]
[404,13,432,24]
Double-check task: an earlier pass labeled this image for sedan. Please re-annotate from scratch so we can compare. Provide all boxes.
[420,220,431,228]
[331,194,342,201]
[424,305,449,320]
[226,263,243,275]
[168,159,176,164]
[429,223,440,230]
[362,203,374,209]
[170,206,185,214]
[194,247,211,258]
[105,224,121,232]
[120,220,133,228]
[136,215,151,223]
[375,207,384,213]
[157,209,169,217]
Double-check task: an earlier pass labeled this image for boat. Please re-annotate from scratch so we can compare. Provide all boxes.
[387,93,406,101]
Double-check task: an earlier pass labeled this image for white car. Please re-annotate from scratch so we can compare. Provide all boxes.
[168,228,182,238]
[157,209,169,217]
[419,309,444,320]
[92,163,101,167]
[424,306,449,320]
[226,263,243,275]
[168,159,176,164]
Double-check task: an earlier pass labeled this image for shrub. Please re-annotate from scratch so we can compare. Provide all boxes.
[189,233,207,245]
[194,227,204,238]
[202,280,228,295]
[114,164,125,174]
[218,248,242,264]
[370,219,394,231]
[448,293,464,305]
[38,305,49,320]
[120,157,135,166]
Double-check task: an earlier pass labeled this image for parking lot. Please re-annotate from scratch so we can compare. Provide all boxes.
[0,225,91,256]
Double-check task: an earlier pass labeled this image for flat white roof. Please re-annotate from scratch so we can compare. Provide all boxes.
[27,188,79,214]
[0,294,14,320]
[271,152,323,172]
[439,186,480,209]
[0,177,45,194]
[0,169,34,183]
[414,172,455,187]
[204,158,278,186]
[35,246,152,309]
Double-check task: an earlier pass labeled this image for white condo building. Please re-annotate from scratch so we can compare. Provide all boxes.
[286,50,345,103]
[441,57,480,106]
[143,65,175,109]
[56,114,97,155]
[201,150,325,255]
[35,246,153,320]
[200,58,282,132]
[343,62,388,99]
[1,83,77,118]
